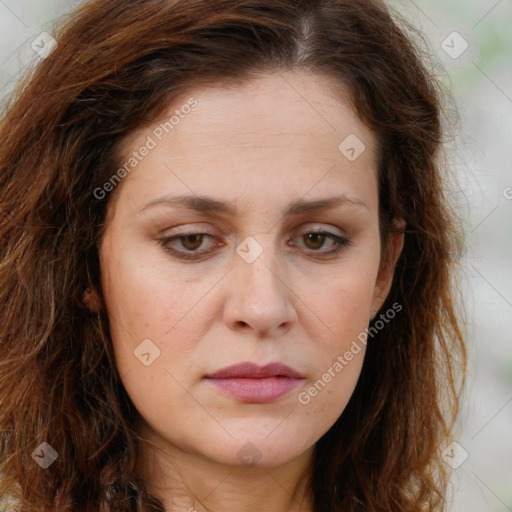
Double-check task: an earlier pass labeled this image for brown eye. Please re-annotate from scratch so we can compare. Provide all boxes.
[179,234,206,251]
[294,231,350,256]
[303,233,327,250]
[159,232,217,260]
[159,229,351,261]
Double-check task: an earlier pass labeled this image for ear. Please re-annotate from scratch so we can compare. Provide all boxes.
[370,218,406,317]
[81,286,103,313]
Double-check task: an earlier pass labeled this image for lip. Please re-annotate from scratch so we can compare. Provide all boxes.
[204,362,305,403]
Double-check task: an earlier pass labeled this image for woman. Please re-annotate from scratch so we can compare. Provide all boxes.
[0,0,467,510]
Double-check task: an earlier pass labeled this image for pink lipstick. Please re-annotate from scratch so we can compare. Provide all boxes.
[204,362,305,403]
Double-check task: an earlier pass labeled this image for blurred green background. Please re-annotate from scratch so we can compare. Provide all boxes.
[1,1,511,510]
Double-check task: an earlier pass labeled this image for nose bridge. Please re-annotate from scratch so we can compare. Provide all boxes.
[225,233,296,333]
[236,233,285,300]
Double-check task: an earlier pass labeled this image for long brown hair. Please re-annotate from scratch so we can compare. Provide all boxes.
[0,0,466,510]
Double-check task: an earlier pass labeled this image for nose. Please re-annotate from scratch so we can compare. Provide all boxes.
[223,239,297,338]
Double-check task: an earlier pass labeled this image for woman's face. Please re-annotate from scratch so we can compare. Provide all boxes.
[98,71,403,470]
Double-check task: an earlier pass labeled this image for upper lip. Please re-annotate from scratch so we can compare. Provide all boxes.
[205,362,305,379]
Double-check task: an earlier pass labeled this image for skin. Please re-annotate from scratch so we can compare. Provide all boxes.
[88,70,405,512]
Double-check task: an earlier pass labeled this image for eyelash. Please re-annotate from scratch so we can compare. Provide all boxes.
[158,229,352,261]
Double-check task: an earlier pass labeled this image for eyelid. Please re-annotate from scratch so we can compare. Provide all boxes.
[159,223,217,236]
[293,223,346,236]
[158,224,352,261]
[159,222,347,240]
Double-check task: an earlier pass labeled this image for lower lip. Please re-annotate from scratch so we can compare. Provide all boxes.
[205,376,304,403]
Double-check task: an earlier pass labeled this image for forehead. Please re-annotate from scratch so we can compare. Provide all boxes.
[110,71,378,218]
[120,70,375,157]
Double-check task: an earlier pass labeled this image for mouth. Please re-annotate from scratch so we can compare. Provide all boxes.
[204,362,305,403]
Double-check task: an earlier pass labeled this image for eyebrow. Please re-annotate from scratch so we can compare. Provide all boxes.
[139,193,368,216]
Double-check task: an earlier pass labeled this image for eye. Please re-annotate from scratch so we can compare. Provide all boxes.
[159,231,218,260]
[291,230,352,257]
[158,228,352,260]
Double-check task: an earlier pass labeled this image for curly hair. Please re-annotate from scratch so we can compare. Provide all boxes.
[0,0,466,510]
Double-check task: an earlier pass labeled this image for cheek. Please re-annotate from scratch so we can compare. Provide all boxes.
[292,264,376,410]
[99,242,176,366]
[99,239,219,387]
[100,251,202,432]
[298,262,377,342]
[295,351,364,432]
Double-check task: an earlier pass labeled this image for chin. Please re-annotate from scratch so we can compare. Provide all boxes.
[194,427,316,469]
